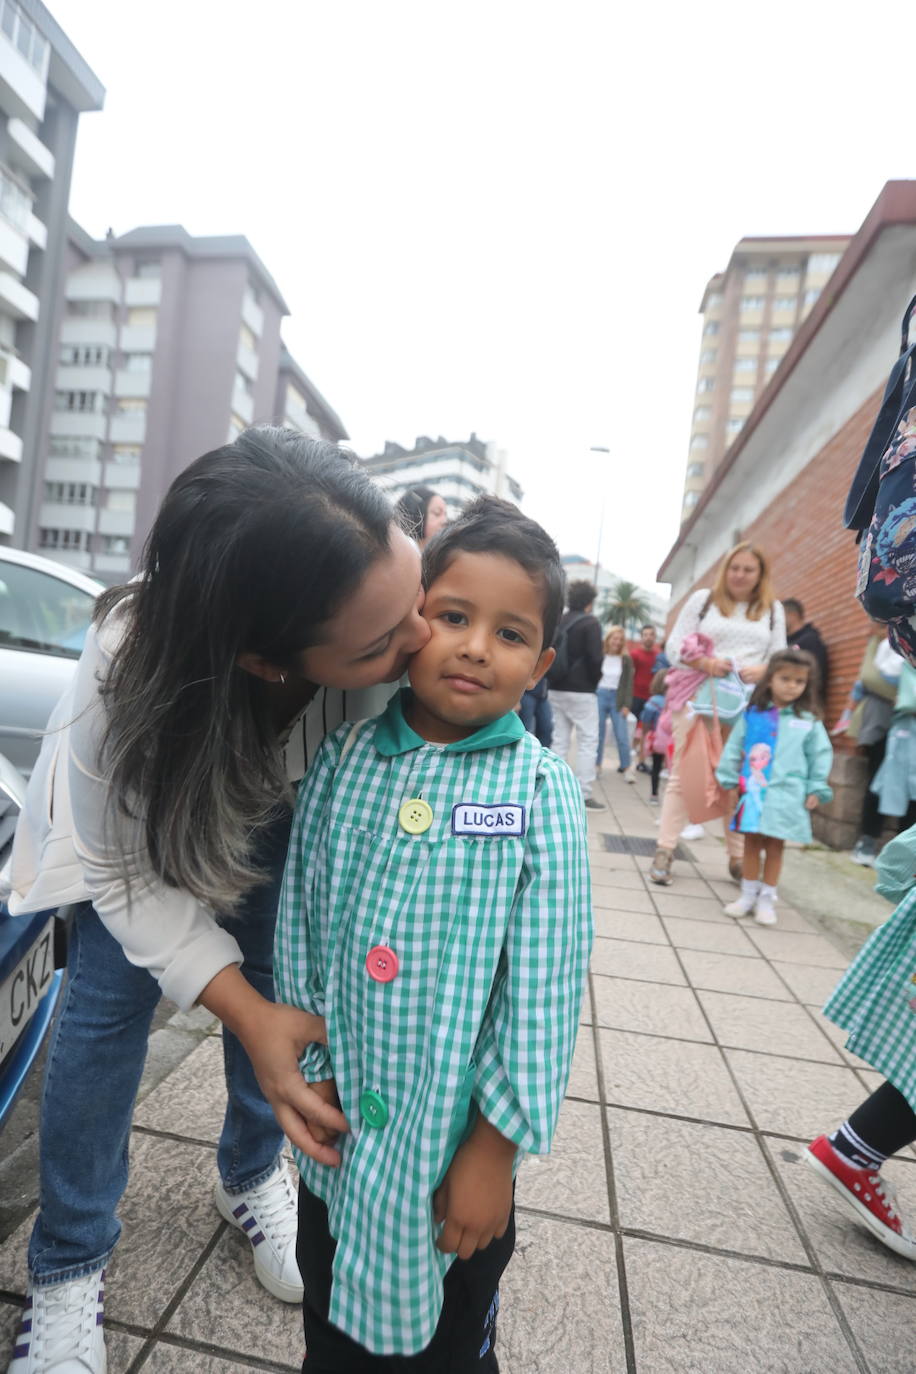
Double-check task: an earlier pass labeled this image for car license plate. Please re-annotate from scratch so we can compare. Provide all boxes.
[0,917,55,1064]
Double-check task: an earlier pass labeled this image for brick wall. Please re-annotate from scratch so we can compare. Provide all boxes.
[665,385,886,848]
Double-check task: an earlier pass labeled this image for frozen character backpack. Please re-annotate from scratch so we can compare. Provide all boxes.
[845,294,916,664]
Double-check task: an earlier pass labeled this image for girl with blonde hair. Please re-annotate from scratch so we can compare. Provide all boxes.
[649,541,786,886]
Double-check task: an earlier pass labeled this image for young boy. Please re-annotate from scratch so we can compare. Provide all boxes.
[274,496,593,1370]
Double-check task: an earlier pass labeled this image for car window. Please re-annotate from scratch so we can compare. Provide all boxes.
[0,561,96,659]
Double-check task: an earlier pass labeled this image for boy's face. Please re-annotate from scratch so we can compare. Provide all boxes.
[407,551,555,743]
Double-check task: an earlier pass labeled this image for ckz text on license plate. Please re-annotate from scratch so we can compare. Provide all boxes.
[0,918,54,1064]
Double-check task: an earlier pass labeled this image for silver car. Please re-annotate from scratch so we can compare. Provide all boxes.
[0,547,103,776]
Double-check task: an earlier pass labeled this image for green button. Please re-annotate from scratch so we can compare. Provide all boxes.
[359,1089,389,1128]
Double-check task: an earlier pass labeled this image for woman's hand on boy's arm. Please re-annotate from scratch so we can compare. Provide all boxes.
[805,794,820,810]
[306,1076,344,1146]
[433,1115,516,1261]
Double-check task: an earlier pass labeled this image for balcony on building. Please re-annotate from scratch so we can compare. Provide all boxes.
[119,323,156,353]
[0,347,29,393]
[97,508,135,537]
[0,265,36,319]
[26,209,45,249]
[93,553,131,576]
[50,409,106,441]
[0,498,12,536]
[39,501,96,534]
[6,116,53,180]
[56,364,112,393]
[109,411,146,444]
[124,277,161,308]
[113,369,151,399]
[103,458,141,490]
[231,383,254,425]
[0,424,21,461]
[66,265,122,307]
[61,317,118,349]
[0,2,49,123]
[241,291,263,338]
[236,338,260,381]
[46,453,102,486]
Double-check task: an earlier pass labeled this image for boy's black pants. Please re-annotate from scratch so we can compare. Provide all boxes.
[297,1182,515,1373]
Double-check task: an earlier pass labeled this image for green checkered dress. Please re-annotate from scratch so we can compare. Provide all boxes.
[823,877,916,1114]
[274,691,593,1355]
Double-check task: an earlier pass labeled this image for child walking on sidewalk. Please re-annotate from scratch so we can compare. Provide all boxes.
[716,649,833,925]
[274,497,593,1370]
[641,668,670,807]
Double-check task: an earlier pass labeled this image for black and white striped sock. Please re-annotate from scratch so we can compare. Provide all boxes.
[829,1120,887,1171]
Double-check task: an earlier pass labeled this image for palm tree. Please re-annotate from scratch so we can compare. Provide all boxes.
[599,579,652,638]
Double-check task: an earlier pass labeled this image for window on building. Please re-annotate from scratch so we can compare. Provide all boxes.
[0,166,32,233]
[684,491,700,509]
[738,329,760,343]
[773,296,797,311]
[727,418,744,435]
[245,282,261,306]
[765,357,780,373]
[775,264,802,277]
[808,252,842,274]
[703,321,719,337]
[689,434,708,450]
[44,481,94,506]
[234,369,252,395]
[744,267,768,282]
[769,328,793,344]
[239,323,256,353]
[730,387,754,403]
[106,490,136,513]
[49,437,100,459]
[67,301,113,320]
[1,2,48,72]
[734,357,756,372]
[693,405,711,423]
[38,528,89,552]
[740,296,765,311]
[133,259,161,279]
[103,536,130,555]
[686,462,705,478]
[696,377,714,393]
[126,307,157,328]
[60,344,109,367]
[705,292,723,309]
[123,353,152,371]
[699,349,716,365]
[54,390,99,413]
[804,289,820,307]
[115,398,147,414]
[111,444,141,464]
[227,413,246,441]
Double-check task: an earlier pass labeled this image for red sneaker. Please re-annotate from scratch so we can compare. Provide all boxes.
[805,1135,916,1261]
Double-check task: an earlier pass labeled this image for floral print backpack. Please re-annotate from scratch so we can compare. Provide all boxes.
[845,294,916,664]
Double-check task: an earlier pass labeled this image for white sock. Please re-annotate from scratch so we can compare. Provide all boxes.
[758,883,778,907]
[732,879,760,912]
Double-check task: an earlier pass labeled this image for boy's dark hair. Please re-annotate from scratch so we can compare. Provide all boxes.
[783,598,804,619]
[749,648,821,718]
[421,495,564,648]
[567,580,596,613]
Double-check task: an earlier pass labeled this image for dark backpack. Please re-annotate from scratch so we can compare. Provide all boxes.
[546,613,586,687]
[844,294,916,663]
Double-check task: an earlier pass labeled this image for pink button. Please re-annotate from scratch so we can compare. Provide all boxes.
[366,945,399,983]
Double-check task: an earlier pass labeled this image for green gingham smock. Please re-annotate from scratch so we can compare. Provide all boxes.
[274,690,593,1355]
[823,824,916,1112]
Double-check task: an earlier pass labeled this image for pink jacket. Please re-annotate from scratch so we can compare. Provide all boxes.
[665,631,715,712]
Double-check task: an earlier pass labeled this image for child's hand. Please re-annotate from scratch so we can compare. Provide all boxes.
[805,794,819,811]
[433,1117,515,1260]
[307,1077,344,1146]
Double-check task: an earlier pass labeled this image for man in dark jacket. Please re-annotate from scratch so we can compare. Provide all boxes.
[784,598,829,706]
[548,580,605,810]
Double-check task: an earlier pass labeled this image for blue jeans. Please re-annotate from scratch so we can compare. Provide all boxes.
[596,688,630,769]
[519,687,553,748]
[28,809,292,1285]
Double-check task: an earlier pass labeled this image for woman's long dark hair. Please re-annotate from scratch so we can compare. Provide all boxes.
[95,426,394,911]
[748,648,822,718]
[394,485,438,543]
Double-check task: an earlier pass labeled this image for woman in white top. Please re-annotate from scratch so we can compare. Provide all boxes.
[596,625,635,775]
[649,542,786,886]
[5,428,430,1373]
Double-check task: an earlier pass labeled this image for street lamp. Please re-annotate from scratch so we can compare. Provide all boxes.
[590,446,610,586]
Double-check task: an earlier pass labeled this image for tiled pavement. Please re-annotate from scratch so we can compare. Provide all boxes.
[1,767,915,1371]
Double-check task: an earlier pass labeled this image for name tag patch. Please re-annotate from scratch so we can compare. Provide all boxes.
[452,802,526,837]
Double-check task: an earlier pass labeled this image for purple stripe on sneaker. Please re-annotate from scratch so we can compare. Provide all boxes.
[20,1318,31,1332]
[250,1232,265,1246]
[13,1345,29,1358]
[242,1216,257,1231]
[97,1312,104,1325]
[232,1203,249,1219]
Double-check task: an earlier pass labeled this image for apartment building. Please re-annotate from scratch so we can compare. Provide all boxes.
[36,222,347,579]
[361,433,523,517]
[680,233,851,522]
[0,0,104,543]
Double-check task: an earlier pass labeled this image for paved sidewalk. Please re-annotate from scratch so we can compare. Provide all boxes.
[1,766,914,1371]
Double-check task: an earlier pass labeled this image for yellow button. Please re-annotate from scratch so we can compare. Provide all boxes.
[398,798,433,834]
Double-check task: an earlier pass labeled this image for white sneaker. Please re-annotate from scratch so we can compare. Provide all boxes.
[680,824,706,841]
[8,1269,106,1372]
[214,1164,302,1302]
[624,765,637,784]
[723,879,760,918]
[755,884,778,925]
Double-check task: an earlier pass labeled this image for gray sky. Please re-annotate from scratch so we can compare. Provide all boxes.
[49,0,916,595]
